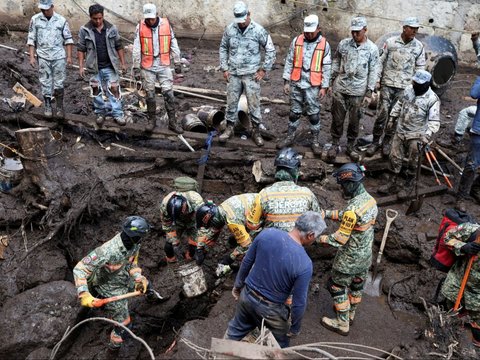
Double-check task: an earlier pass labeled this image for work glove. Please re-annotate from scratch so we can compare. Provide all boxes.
[79,292,97,308]
[362,90,373,107]
[174,63,182,74]
[461,242,480,255]
[134,275,149,293]
[216,263,232,277]
[133,67,142,81]
[231,287,241,301]
[195,248,206,265]
[420,135,431,145]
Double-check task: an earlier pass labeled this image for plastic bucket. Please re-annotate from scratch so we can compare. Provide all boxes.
[0,146,23,193]
[176,262,207,298]
[181,114,207,133]
[197,106,225,130]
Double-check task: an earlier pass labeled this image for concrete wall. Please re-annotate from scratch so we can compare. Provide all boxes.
[1,0,478,64]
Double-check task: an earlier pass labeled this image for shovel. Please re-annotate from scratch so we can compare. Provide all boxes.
[406,142,427,215]
[364,208,398,296]
[92,290,142,308]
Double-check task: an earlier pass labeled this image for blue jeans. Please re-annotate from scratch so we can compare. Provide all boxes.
[226,286,290,348]
[89,67,123,118]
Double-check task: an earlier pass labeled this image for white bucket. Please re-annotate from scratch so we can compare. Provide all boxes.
[176,263,207,298]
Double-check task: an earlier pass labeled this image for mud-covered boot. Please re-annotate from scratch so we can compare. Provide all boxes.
[252,126,264,147]
[311,129,322,156]
[377,173,401,195]
[54,88,65,119]
[346,141,360,162]
[349,309,356,326]
[326,139,340,163]
[146,98,157,132]
[44,96,53,118]
[277,122,298,149]
[382,135,392,157]
[167,109,184,134]
[219,123,234,143]
[321,315,349,336]
[365,140,380,157]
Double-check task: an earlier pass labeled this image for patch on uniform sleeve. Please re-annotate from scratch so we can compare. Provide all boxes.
[82,253,98,264]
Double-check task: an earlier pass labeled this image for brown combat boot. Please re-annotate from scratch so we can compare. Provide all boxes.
[326,140,339,163]
[321,315,349,336]
[167,110,184,134]
[311,129,321,156]
[346,141,360,162]
[219,123,234,143]
[252,126,264,147]
[377,174,401,195]
[277,123,297,149]
[365,141,380,157]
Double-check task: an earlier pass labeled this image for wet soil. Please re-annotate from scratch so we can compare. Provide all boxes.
[0,29,479,359]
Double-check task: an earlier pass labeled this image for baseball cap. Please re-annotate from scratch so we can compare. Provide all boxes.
[412,70,432,84]
[403,17,421,28]
[304,15,319,32]
[233,1,248,23]
[350,16,367,31]
[38,0,53,10]
[143,3,157,19]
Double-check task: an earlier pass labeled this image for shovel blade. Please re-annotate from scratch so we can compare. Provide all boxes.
[406,196,424,215]
[364,272,383,297]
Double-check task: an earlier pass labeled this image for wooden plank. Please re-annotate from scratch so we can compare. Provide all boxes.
[210,338,296,359]
[376,185,448,206]
[13,82,42,107]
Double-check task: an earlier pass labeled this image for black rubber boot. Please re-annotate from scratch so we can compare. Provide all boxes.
[146,97,157,132]
[311,129,321,156]
[277,123,297,149]
[54,88,65,119]
[44,96,53,118]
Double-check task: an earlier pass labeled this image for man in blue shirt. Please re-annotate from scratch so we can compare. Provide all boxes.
[226,211,325,348]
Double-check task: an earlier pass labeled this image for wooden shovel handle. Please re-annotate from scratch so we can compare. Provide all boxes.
[92,290,142,308]
[454,255,477,311]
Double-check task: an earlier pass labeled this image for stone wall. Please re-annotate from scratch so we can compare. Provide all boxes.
[1,0,478,64]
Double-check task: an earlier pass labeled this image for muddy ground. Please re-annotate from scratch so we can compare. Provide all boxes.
[0,26,480,360]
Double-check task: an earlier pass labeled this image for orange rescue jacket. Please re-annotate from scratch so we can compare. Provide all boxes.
[139,18,172,68]
[291,35,326,86]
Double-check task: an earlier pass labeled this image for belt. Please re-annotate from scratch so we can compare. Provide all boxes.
[247,286,275,305]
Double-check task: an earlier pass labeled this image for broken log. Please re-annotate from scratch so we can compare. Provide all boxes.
[13,82,42,107]
[376,185,448,206]
[210,338,297,359]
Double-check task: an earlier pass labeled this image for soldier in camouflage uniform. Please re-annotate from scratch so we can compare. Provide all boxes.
[195,193,257,276]
[317,163,378,336]
[279,15,332,155]
[218,1,276,147]
[472,32,480,64]
[378,70,440,195]
[366,17,426,158]
[247,148,321,235]
[160,179,204,263]
[437,105,476,149]
[440,223,480,348]
[27,0,74,118]
[73,216,165,349]
[327,17,379,162]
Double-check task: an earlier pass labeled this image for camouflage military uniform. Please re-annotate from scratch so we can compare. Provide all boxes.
[282,34,332,131]
[246,181,321,234]
[318,184,378,323]
[219,20,276,127]
[27,11,74,97]
[441,222,480,345]
[389,85,440,175]
[474,37,480,64]
[372,35,426,143]
[160,190,204,248]
[73,233,143,346]
[330,37,379,145]
[197,193,256,261]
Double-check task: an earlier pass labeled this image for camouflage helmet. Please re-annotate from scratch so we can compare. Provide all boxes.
[333,163,365,184]
[196,201,219,229]
[122,216,151,238]
[274,147,301,170]
[167,194,190,223]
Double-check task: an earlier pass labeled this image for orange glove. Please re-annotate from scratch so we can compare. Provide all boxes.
[79,292,97,308]
[134,276,148,293]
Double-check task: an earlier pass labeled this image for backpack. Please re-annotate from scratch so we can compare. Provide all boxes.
[430,208,475,272]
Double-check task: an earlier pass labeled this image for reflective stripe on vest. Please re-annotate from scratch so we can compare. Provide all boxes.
[290,35,326,86]
[139,18,172,69]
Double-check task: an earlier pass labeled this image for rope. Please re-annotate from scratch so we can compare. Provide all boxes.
[49,316,155,359]
[198,130,217,165]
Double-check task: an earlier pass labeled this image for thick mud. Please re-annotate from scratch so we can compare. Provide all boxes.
[0,28,479,359]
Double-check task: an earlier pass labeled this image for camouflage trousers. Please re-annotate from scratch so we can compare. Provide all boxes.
[327,269,368,322]
[142,67,173,92]
[38,57,66,97]
[372,86,403,141]
[289,84,320,116]
[226,74,262,126]
[390,133,421,174]
[330,92,363,143]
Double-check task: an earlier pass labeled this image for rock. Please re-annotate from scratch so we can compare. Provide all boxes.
[26,347,51,360]
[0,281,78,359]
[16,248,68,290]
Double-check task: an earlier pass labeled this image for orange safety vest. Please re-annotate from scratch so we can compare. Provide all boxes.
[290,34,326,86]
[139,18,172,68]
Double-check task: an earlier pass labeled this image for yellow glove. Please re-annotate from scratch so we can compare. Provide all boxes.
[79,292,96,308]
[135,276,148,293]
